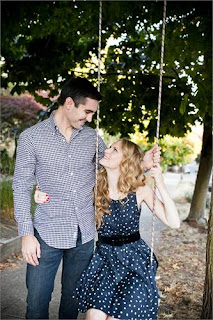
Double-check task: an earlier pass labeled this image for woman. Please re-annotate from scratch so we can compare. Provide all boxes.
[34,139,180,320]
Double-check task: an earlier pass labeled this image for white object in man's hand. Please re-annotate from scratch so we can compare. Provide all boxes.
[22,235,41,266]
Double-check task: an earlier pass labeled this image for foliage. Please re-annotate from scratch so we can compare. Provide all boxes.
[1,94,44,139]
[100,1,211,137]
[0,149,16,175]
[0,94,45,171]
[99,129,121,147]
[1,1,103,105]
[159,135,195,167]
[1,1,212,138]
[129,128,201,170]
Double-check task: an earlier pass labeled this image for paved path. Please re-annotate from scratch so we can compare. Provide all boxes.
[1,261,88,320]
[1,173,196,319]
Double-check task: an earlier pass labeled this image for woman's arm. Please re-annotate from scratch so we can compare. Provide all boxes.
[137,164,180,229]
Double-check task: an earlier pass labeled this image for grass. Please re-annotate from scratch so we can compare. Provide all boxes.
[0,151,15,176]
[0,177,36,220]
[1,178,14,219]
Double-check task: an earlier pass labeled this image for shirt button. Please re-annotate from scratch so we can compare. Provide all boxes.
[70,172,73,176]
[68,155,71,158]
[75,207,78,210]
[73,190,76,193]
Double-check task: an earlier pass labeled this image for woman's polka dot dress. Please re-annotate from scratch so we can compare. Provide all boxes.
[73,193,159,320]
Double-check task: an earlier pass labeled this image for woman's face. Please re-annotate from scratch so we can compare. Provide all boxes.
[99,141,123,170]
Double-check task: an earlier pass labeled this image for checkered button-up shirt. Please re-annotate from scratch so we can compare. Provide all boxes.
[13,112,106,249]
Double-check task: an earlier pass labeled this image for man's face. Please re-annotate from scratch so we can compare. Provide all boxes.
[66,97,99,130]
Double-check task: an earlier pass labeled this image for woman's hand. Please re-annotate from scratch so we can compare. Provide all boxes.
[34,186,50,204]
[150,163,163,185]
[143,144,161,171]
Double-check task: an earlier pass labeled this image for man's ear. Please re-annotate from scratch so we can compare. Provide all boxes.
[64,97,75,109]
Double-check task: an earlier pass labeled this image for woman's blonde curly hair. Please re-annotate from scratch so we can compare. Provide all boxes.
[95,138,146,228]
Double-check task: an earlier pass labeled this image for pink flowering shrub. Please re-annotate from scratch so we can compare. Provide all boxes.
[1,95,45,134]
[1,95,46,171]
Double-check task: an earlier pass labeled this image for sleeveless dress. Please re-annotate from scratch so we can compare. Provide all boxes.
[73,193,159,320]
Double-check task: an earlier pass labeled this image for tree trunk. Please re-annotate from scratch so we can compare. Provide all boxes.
[186,122,212,227]
[201,195,213,319]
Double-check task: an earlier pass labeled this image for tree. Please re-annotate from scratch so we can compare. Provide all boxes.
[100,1,212,224]
[102,1,212,225]
[1,1,212,224]
[1,1,103,105]
[186,124,212,226]
[201,198,213,319]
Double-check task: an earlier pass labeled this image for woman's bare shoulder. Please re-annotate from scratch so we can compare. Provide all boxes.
[136,183,151,197]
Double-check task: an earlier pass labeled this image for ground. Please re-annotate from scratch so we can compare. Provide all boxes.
[1,218,19,239]
[157,203,207,319]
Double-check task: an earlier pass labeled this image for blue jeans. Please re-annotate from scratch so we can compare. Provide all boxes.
[26,229,94,319]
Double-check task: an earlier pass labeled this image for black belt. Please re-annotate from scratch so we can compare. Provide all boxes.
[98,231,140,246]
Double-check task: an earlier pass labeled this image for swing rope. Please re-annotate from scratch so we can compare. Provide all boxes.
[95,0,102,211]
[150,0,167,264]
[94,1,167,264]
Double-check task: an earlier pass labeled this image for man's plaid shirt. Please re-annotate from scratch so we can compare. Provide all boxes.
[13,112,106,249]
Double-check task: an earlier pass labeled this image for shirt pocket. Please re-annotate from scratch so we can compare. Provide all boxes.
[73,143,96,168]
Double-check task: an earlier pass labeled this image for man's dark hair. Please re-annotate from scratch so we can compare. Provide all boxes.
[58,77,102,107]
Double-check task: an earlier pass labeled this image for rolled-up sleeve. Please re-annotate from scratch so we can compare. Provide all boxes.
[92,135,106,166]
[98,135,106,159]
[12,132,36,236]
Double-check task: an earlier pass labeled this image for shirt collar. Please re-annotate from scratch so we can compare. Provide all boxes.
[49,110,58,132]
[48,110,84,134]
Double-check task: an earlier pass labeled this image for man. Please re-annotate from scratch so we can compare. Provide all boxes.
[13,77,160,319]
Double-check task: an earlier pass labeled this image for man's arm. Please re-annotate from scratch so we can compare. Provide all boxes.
[12,132,40,266]
[92,135,106,166]
[98,135,107,160]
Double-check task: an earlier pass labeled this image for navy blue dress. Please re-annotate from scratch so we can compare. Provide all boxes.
[74,193,159,320]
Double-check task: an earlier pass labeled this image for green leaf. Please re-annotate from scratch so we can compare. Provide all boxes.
[179,94,189,115]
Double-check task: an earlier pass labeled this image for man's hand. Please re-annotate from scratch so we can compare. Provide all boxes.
[22,235,41,266]
[142,144,161,171]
